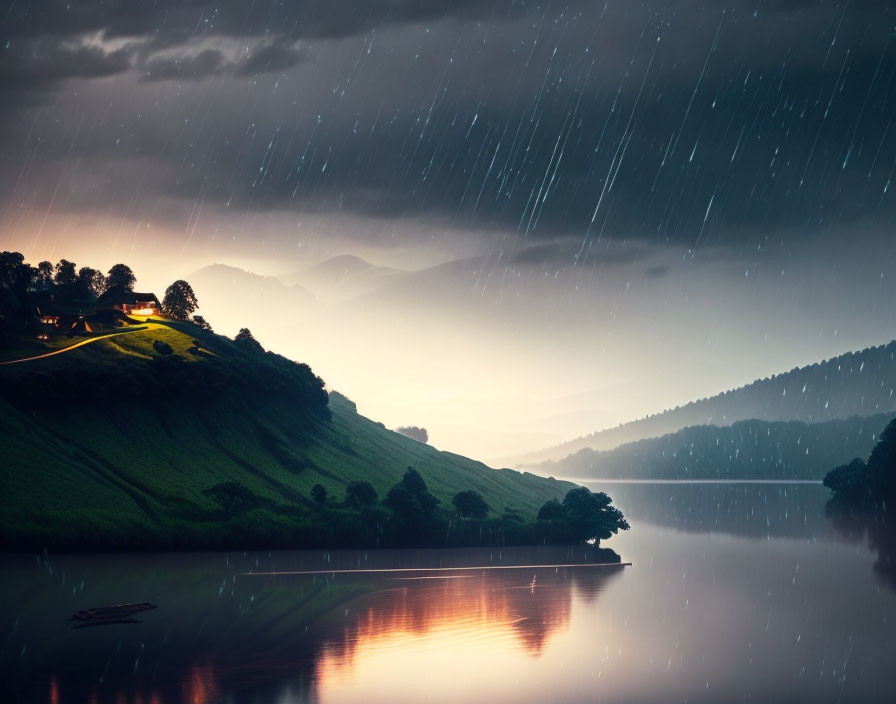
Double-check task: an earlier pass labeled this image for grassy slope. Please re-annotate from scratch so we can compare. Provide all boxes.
[0,320,573,548]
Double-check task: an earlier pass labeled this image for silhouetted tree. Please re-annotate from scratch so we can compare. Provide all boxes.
[163,279,199,320]
[824,418,896,506]
[536,498,564,522]
[0,252,31,292]
[537,487,629,545]
[311,484,328,504]
[76,267,105,299]
[452,490,490,519]
[106,263,136,291]
[823,458,869,497]
[192,315,212,331]
[53,259,77,295]
[399,467,431,497]
[344,481,378,509]
[383,467,441,538]
[32,261,54,293]
[824,420,896,589]
[234,327,264,353]
[0,252,34,333]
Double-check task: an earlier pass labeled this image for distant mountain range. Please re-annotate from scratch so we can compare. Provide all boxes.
[190,263,318,327]
[279,254,406,303]
[511,340,896,467]
[538,413,896,481]
[186,257,896,468]
[194,255,497,319]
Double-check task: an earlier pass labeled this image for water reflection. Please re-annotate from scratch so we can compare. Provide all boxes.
[0,550,622,703]
[314,567,622,704]
[4,484,896,703]
[319,566,612,665]
[825,499,896,590]
[181,662,218,704]
[585,480,834,539]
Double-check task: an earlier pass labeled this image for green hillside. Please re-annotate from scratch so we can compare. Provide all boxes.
[0,318,574,549]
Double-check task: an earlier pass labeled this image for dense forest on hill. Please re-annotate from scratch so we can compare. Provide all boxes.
[539,413,896,480]
[514,340,896,466]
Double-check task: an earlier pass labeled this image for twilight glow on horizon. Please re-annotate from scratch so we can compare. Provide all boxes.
[2,1,896,460]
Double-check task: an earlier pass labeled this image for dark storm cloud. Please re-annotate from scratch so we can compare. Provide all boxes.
[138,43,307,82]
[236,42,307,77]
[2,0,896,253]
[0,0,510,42]
[140,49,227,82]
[0,1,510,108]
[0,37,135,104]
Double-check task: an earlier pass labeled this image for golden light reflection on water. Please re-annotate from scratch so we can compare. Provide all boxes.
[45,661,217,704]
[315,568,619,702]
[34,562,623,704]
[181,663,218,704]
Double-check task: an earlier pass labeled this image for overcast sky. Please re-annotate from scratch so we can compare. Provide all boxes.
[2,1,896,459]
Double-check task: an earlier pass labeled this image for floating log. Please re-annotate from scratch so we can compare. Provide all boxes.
[68,602,157,628]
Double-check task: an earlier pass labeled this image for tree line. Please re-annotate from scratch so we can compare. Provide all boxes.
[0,251,328,415]
[0,250,206,334]
[293,467,629,548]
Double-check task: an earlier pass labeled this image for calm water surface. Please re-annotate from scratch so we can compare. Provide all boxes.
[2,482,895,703]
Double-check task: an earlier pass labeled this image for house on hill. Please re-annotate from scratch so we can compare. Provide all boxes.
[97,287,162,316]
[34,310,94,338]
[36,312,60,340]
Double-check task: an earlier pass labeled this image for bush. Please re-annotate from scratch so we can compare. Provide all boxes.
[203,482,264,515]
[153,339,174,355]
[311,484,328,504]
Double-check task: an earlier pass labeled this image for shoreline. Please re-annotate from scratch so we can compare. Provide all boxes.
[565,478,825,485]
[0,543,631,576]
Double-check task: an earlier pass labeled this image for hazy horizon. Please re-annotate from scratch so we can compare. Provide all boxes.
[3,0,896,460]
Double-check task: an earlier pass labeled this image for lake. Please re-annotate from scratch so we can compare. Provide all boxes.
[2,481,895,703]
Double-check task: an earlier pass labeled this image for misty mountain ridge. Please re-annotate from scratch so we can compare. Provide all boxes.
[191,263,317,305]
[279,255,408,304]
[537,413,896,481]
[188,263,320,338]
[181,258,896,462]
[510,340,896,467]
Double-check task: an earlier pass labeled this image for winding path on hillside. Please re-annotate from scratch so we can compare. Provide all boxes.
[0,325,157,366]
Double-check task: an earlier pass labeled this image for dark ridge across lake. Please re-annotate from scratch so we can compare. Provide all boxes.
[561,478,825,484]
